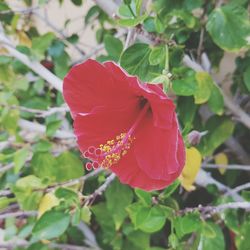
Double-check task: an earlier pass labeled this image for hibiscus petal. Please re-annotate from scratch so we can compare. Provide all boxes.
[73,102,140,154]
[134,113,185,180]
[63,59,135,117]
[111,150,178,191]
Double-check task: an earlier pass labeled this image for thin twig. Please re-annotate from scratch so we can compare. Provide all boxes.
[3,105,69,117]
[197,28,204,59]
[47,168,103,192]
[178,201,250,218]
[124,28,134,50]
[0,242,91,250]
[195,169,244,201]
[202,164,250,171]
[0,169,103,197]
[0,210,37,220]
[0,6,40,14]
[85,173,116,205]
[18,119,74,139]
[34,11,85,55]
[225,182,250,197]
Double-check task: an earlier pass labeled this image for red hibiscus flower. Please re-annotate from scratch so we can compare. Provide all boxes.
[63,59,185,191]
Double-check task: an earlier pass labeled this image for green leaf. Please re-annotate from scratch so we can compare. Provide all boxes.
[120,43,161,81]
[174,212,202,238]
[0,197,16,210]
[154,17,165,33]
[1,108,19,134]
[243,66,250,92]
[160,180,180,199]
[33,140,52,153]
[117,14,147,27]
[81,206,91,224]
[177,97,197,132]
[105,179,133,229]
[126,230,150,249]
[127,203,166,233]
[206,5,250,52]
[31,152,57,181]
[71,0,82,6]
[91,203,116,242]
[46,120,62,137]
[202,222,216,238]
[200,222,225,250]
[207,84,224,115]
[236,220,250,250]
[135,189,151,206]
[194,72,213,104]
[199,116,235,156]
[32,211,70,240]
[12,175,45,210]
[14,147,29,174]
[48,40,65,58]
[104,35,123,61]
[172,78,197,96]
[55,187,78,204]
[15,175,46,189]
[136,206,166,233]
[149,45,166,65]
[32,32,55,59]
[55,152,83,182]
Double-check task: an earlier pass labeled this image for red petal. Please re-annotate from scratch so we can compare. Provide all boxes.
[73,102,140,154]
[63,60,136,118]
[134,113,185,180]
[111,150,178,191]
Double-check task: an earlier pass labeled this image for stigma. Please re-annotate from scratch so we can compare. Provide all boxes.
[83,101,150,170]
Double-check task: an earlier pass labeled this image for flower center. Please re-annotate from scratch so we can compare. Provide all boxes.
[84,101,150,170]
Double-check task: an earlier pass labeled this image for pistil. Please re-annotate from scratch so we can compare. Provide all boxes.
[83,101,150,170]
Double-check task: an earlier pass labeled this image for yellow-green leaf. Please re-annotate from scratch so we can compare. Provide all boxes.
[194,72,213,104]
[38,193,60,218]
[215,152,228,175]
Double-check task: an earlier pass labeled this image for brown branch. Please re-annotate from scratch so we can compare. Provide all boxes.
[84,173,116,205]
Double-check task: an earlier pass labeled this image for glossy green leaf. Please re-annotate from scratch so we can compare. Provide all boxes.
[206,5,250,51]
[120,43,161,81]
[135,189,152,206]
[127,204,166,233]
[104,35,123,61]
[174,212,202,238]
[199,116,235,156]
[207,84,224,115]
[149,45,166,65]
[32,211,70,240]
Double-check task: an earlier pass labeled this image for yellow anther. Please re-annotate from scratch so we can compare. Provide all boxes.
[96,132,135,169]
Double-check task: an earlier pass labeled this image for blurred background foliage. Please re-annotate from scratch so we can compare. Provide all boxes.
[0,0,250,249]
